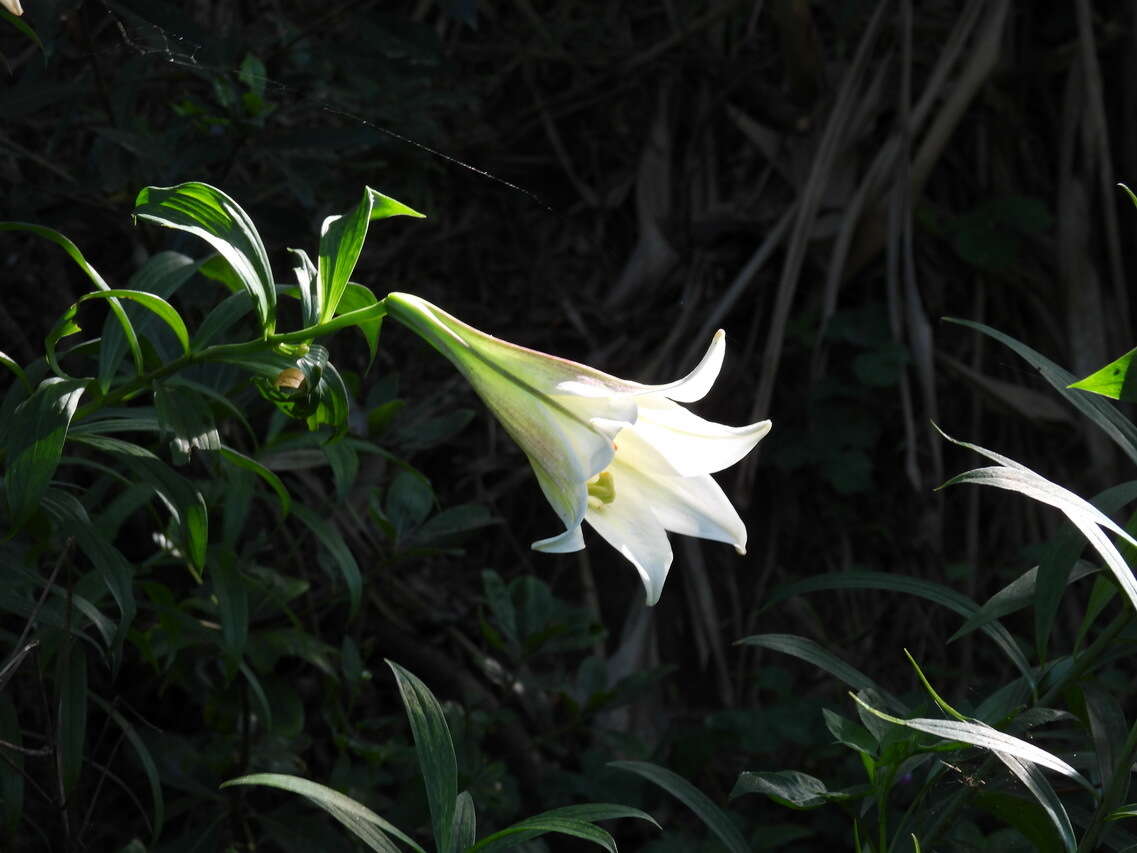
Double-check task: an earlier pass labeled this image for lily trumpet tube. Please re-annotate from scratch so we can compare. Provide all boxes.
[385,292,771,605]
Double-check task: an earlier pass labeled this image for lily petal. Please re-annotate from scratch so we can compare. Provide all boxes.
[614,461,747,553]
[532,524,586,553]
[620,401,772,477]
[632,330,726,403]
[585,484,674,606]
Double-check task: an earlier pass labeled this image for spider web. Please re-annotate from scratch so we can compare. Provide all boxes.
[88,0,549,210]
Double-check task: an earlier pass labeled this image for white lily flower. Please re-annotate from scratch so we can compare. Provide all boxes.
[385,292,771,605]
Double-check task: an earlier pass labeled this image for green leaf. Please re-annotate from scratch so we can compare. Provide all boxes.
[289,247,320,327]
[946,318,1137,465]
[69,434,209,578]
[763,570,1033,686]
[822,708,878,754]
[5,377,86,528]
[0,350,30,392]
[386,660,457,853]
[0,222,143,374]
[90,694,164,845]
[40,490,135,654]
[470,816,617,853]
[471,804,656,853]
[948,561,1097,645]
[219,446,292,517]
[974,790,1067,853]
[1,8,44,55]
[193,290,255,348]
[318,187,424,324]
[451,791,476,853]
[97,252,200,390]
[939,429,1137,618]
[386,470,434,541]
[1083,682,1129,802]
[987,756,1076,853]
[291,503,361,618]
[56,640,88,795]
[337,283,384,370]
[849,694,1093,792]
[81,289,190,355]
[134,183,276,334]
[736,634,905,713]
[154,384,221,465]
[222,773,425,853]
[730,770,841,809]
[1068,345,1137,402]
[212,554,248,660]
[469,800,657,851]
[609,760,749,853]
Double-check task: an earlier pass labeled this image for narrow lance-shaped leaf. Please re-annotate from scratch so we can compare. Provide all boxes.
[610,760,750,853]
[737,633,906,713]
[56,640,88,795]
[80,289,190,355]
[0,222,143,374]
[98,252,200,390]
[470,804,658,853]
[0,351,30,392]
[289,247,320,327]
[90,694,165,846]
[290,503,361,617]
[850,693,1094,792]
[5,378,86,529]
[451,791,476,853]
[219,446,291,517]
[221,773,425,853]
[134,183,276,335]
[938,428,1137,617]
[945,317,1137,465]
[317,187,424,324]
[40,490,135,657]
[69,434,209,579]
[387,661,457,853]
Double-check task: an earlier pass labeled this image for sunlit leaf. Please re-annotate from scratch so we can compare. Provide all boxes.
[1068,345,1137,402]
[946,318,1137,465]
[134,182,276,334]
[0,222,143,374]
[850,694,1093,792]
[318,187,424,324]
[98,252,199,390]
[221,773,424,853]
[939,429,1137,618]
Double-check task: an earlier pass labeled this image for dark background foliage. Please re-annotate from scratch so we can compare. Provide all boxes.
[3,0,1136,849]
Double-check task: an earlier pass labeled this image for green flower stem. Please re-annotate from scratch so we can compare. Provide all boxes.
[71,300,387,422]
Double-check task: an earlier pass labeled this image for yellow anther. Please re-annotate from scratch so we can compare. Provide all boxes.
[586,471,616,508]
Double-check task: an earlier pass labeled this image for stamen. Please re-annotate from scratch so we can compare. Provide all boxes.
[586,470,616,508]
